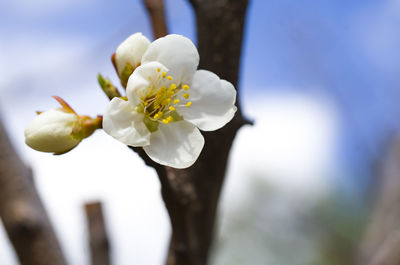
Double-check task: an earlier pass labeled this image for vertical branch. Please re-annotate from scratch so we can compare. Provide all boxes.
[142,0,168,39]
[0,118,68,265]
[130,1,251,264]
[162,1,250,264]
[85,201,111,265]
[135,1,251,265]
[357,136,400,265]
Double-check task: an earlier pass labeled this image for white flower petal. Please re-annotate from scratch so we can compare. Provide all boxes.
[177,70,237,131]
[24,109,80,153]
[103,97,150,146]
[126,61,169,106]
[143,121,204,168]
[142,34,199,84]
[115,32,150,75]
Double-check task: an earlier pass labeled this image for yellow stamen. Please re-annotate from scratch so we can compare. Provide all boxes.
[186,101,192,107]
[162,119,169,124]
[157,68,161,72]
[183,93,189,99]
[183,85,189,90]
[167,76,173,80]
[170,83,176,90]
[162,72,166,78]
[153,113,159,119]
[169,106,175,111]
[173,99,180,104]
[167,116,173,122]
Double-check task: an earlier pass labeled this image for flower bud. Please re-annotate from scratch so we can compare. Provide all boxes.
[114,32,150,86]
[24,109,81,154]
[25,96,102,155]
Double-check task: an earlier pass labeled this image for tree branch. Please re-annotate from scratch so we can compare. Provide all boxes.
[142,0,168,39]
[0,118,68,265]
[84,201,111,265]
[133,1,251,264]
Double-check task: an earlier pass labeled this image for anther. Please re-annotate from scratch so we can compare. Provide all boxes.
[170,84,176,89]
[183,93,189,99]
[169,106,175,111]
[173,99,180,104]
[153,113,159,119]
[157,68,161,72]
[167,76,173,80]
[162,72,166,78]
[186,101,192,107]
[167,116,173,122]
[162,119,169,124]
[183,85,189,90]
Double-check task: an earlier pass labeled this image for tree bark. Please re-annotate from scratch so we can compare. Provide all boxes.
[85,201,111,265]
[0,118,68,265]
[134,1,251,264]
[357,136,400,265]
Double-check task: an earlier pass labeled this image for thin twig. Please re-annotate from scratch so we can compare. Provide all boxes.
[142,0,168,39]
[84,201,111,265]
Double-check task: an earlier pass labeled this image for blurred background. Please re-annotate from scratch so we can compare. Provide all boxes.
[1,0,399,264]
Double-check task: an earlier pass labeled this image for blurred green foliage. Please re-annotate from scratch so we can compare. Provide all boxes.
[211,174,367,265]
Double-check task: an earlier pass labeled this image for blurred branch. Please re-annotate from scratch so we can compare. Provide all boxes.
[0,118,68,265]
[142,0,168,39]
[85,201,111,265]
[357,136,400,265]
[132,1,251,265]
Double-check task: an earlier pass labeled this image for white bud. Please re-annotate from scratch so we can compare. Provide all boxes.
[24,109,81,154]
[115,32,150,76]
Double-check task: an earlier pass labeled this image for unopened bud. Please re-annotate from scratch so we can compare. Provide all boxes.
[24,97,102,155]
[25,109,81,154]
[98,73,121,100]
[114,32,150,87]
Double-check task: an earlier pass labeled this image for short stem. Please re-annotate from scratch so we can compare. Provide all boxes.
[81,115,103,138]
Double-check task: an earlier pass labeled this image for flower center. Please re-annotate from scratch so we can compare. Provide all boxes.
[136,68,192,132]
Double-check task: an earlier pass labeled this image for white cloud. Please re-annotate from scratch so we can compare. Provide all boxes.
[224,92,338,204]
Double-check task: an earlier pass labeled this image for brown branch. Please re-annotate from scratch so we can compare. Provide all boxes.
[0,118,68,265]
[357,136,400,265]
[84,201,111,265]
[142,0,168,39]
[132,1,251,265]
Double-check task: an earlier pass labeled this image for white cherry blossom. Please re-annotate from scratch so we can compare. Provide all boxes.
[103,34,237,168]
